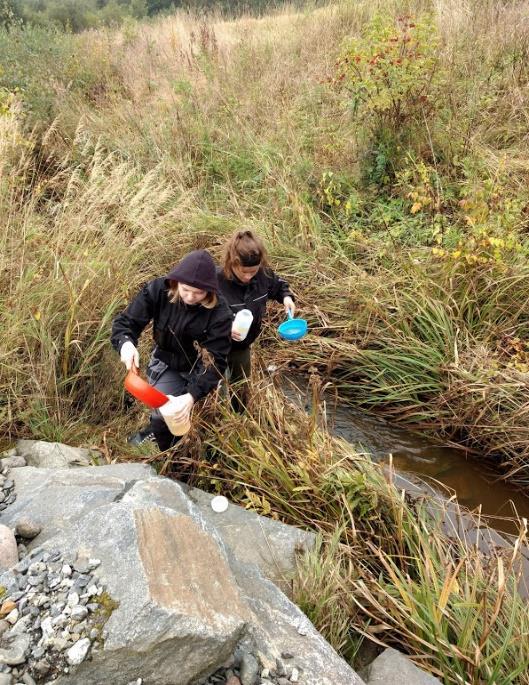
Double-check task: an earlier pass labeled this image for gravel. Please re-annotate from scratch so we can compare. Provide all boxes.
[0,461,17,512]
[200,646,305,685]
[0,547,110,683]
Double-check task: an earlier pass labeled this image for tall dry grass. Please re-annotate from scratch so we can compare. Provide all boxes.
[3,4,529,681]
[1,0,529,471]
[185,374,529,684]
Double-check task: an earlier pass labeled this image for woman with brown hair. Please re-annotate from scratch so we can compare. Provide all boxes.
[111,249,232,449]
[218,230,295,391]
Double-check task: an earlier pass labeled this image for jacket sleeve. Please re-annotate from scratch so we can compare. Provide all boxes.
[111,282,155,353]
[186,312,232,401]
[267,270,294,304]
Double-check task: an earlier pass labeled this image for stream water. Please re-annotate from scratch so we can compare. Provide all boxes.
[282,378,529,536]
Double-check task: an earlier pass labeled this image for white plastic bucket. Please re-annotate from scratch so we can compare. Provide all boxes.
[159,395,191,436]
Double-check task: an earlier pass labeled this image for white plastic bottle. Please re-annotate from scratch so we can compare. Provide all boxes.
[159,395,191,436]
[232,309,253,341]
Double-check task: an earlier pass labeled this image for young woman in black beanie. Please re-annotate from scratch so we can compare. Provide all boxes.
[111,249,232,449]
[217,230,295,397]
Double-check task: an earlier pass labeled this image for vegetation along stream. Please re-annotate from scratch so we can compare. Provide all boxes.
[284,377,529,536]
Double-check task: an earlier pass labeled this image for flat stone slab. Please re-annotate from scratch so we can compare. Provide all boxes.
[0,464,155,544]
[189,487,317,596]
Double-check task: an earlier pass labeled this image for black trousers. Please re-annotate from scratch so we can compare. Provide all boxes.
[146,356,190,451]
[227,346,252,383]
[226,346,252,411]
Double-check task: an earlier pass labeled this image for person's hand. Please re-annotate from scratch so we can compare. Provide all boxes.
[283,296,295,318]
[173,393,194,422]
[120,341,139,370]
[231,326,243,342]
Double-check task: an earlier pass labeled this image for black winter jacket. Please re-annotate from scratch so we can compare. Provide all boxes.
[216,267,293,350]
[111,278,232,401]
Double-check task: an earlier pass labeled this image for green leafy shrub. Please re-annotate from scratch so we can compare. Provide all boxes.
[0,24,125,123]
[336,15,446,186]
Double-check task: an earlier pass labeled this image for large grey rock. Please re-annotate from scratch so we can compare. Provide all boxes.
[0,633,30,666]
[48,500,250,685]
[365,648,441,685]
[0,462,365,685]
[0,464,154,544]
[116,478,364,683]
[189,488,316,597]
[229,556,364,685]
[0,524,17,571]
[123,480,316,596]
[10,440,94,469]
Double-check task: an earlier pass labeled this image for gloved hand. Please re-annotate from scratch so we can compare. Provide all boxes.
[172,393,195,422]
[120,341,139,370]
[283,296,296,318]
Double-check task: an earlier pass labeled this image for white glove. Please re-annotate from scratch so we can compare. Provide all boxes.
[120,341,139,370]
[283,296,296,318]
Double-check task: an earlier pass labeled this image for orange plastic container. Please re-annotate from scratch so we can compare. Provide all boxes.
[124,366,168,409]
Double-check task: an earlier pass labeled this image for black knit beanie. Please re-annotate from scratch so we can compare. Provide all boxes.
[166,250,218,293]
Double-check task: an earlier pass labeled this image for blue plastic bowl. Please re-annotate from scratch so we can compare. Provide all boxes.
[278,313,308,341]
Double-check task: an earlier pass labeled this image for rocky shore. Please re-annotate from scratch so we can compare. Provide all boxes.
[0,440,440,685]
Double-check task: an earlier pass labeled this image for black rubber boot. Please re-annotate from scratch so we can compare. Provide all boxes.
[127,425,157,446]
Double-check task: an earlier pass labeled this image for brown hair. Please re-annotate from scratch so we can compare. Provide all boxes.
[168,281,218,309]
[223,229,270,279]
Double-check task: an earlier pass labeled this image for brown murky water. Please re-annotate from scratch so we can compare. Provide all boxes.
[282,378,529,536]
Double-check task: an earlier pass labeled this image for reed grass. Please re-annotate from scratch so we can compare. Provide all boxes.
[186,374,529,684]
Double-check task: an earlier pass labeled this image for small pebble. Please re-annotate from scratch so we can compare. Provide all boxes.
[67,592,79,607]
[70,605,88,621]
[66,637,91,665]
[0,601,16,618]
[0,524,18,571]
[240,652,259,685]
[275,659,286,677]
[5,609,19,625]
[0,620,10,638]
[27,562,46,576]
[14,519,41,540]
[72,560,90,574]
